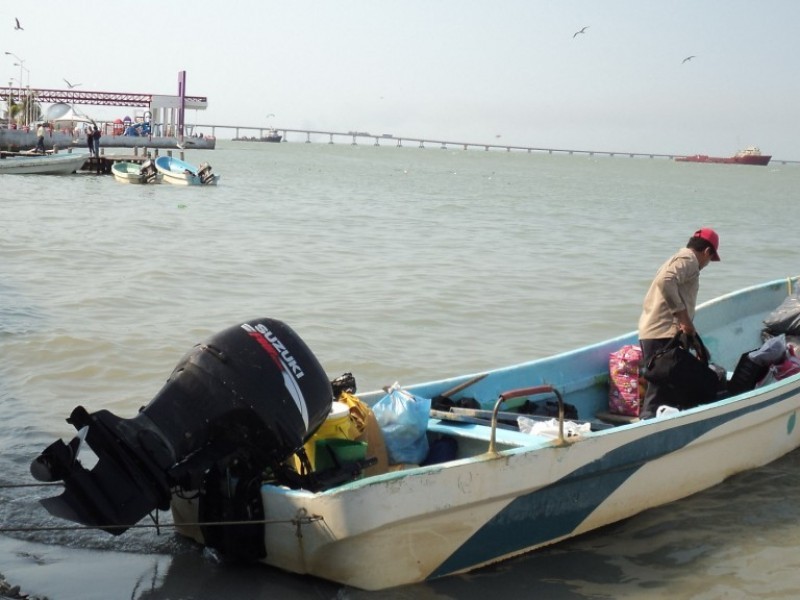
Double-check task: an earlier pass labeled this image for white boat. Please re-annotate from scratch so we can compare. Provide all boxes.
[0,151,87,175]
[31,277,800,590]
[154,155,219,185]
[111,160,160,184]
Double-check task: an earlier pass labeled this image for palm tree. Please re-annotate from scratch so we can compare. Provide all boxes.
[6,97,21,126]
[15,91,41,126]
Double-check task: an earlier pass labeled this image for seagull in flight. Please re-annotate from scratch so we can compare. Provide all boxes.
[573,26,589,38]
[682,55,696,64]
[14,17,23,30]
[63,78,82,89]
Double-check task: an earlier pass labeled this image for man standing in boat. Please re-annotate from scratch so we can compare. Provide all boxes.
[638,228,721,418]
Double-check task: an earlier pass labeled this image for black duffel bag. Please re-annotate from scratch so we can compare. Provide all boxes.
[644,332,720,408]
[727,350,770,395]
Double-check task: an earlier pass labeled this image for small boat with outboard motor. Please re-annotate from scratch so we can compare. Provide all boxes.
[154,155,219,185]
[111,159,160,184]
[30,277,800,590]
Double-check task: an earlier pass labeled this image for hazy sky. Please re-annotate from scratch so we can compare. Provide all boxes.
[3,1,798,158]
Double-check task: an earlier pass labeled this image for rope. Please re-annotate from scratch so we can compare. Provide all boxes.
[0,482,62,489]
[0,514,323,535]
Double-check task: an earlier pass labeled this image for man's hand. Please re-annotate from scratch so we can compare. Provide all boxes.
[676,309,696,336]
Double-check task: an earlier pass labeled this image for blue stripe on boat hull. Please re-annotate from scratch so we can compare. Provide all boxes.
[430,389,796,578]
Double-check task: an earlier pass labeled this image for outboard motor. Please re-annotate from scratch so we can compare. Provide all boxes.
[139,159,158,184]
[31,318,333,549]
[197,162,215,184]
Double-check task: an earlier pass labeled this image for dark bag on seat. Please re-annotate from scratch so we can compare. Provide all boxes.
[727,351,770,395]
[644,332,719,408]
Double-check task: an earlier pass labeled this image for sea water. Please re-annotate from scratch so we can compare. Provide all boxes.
[1,141,799,599]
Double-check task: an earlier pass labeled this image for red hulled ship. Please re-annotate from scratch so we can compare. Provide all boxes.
[675,146,771,166]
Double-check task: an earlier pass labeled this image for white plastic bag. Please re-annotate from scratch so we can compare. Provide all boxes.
[656,405,680,417]
[517,417,590,438]
[372,382,431,464]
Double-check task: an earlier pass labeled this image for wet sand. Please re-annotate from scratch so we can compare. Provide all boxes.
[0,534,345,600]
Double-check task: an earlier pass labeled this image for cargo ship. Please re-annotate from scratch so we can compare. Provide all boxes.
[675,146,771,166]
[233,128,282,143]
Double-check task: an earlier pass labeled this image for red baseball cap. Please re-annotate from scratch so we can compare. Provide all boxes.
[694,228,720,261]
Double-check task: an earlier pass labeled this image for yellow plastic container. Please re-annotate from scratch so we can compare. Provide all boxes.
[295,402,355,471]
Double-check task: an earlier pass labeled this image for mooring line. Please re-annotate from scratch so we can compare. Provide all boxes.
[0,515,323,534]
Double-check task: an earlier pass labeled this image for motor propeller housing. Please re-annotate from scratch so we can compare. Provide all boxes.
[31,318,334,535]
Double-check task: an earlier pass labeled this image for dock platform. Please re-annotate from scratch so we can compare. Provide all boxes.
[79,149,185,174]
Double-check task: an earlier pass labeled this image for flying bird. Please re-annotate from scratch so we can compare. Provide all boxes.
[573,26,589,38]
[63,79,82,89]
[682,55,696,64]
[14,17,23,30]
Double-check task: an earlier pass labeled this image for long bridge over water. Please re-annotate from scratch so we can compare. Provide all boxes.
[204,124,683,159]
[195,124,799,164]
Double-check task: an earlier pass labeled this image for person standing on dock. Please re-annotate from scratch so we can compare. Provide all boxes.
[35,123,46,153]
[86,126,95,156]
[92,126,101,157]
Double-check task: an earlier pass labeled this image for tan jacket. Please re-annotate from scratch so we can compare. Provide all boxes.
[638,247,700,339]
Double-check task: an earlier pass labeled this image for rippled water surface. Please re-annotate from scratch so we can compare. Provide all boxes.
[1,142,799,598]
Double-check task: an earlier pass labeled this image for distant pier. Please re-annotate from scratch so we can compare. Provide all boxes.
[203,124,799,164]
[215,124,679,159]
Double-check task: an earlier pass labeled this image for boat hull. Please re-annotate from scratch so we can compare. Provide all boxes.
[675,154,771,165]
[160,172,220,186]
[253,388,800,590]
[0,152,88,174]
[233,136,282,143]
[111,161,161,184]
[172,278,800,590]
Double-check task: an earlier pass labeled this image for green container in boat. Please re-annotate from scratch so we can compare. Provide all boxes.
[314,439,367,472]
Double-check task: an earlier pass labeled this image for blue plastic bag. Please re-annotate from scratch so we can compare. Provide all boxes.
[372,383,431,465]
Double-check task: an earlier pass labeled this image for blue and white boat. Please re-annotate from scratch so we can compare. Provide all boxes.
[31,277,800,590]
[154,155,219,185]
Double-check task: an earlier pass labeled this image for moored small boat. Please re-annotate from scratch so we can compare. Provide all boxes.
[154,155,219,185]
[0,151,88,175]
[675,146,771,165]
[111,160,160,184]
[31,277,800,590]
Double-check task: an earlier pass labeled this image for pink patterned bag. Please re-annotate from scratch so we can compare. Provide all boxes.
[608,344,644,416]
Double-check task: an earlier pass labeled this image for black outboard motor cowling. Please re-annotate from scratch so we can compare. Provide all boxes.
[31,318,333,535]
